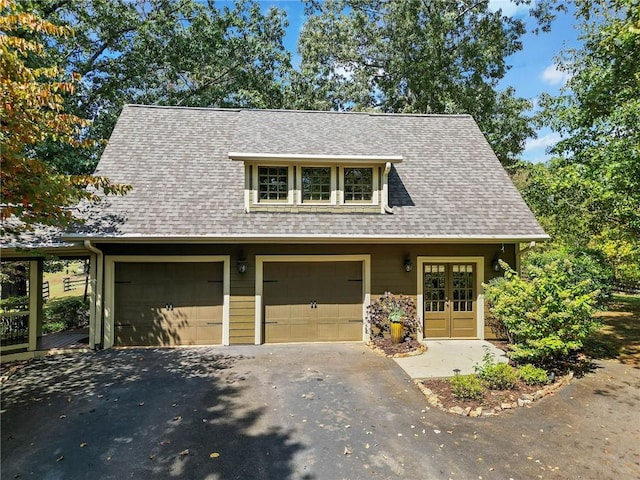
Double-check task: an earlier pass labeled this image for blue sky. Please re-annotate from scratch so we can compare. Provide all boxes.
[259,0,582,163]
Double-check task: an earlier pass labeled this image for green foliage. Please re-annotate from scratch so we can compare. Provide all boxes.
[526,0,640,282]
[42,321,65,335]
[294,0,562,165]
[0,0,130,233]
[473,347,518,390]
[479,363,518,390]
[44,296,89,330]
[518,364,549,386]
[29,0,293,174]
[367,292,419,340]
[450,374,484,400]
[484,257,601,367]
[0,295,29,312]
[525,248,613,307]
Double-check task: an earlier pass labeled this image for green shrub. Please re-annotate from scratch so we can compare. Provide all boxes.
[479,362,518,390]
[44,296,89,330]
[42,321,66,335]
[366,292,420,340]
[473,348,517,389]
[525,248,613,307]
[484,254,601,367]
[0,295,29,312]
[518,364,548,386]
[450,374,484,400]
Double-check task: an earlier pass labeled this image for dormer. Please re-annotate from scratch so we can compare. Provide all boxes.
[229,153,402,214]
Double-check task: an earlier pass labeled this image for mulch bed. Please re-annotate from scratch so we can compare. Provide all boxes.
[368,338,426,358]
[416,340,572,416]
[420,377,542,411]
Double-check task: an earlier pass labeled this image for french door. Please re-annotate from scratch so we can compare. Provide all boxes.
[423,263,476,338]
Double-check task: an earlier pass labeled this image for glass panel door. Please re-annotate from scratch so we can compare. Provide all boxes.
[424,263,476,338]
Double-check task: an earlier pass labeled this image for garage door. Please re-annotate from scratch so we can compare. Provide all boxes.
[263,261,363,343]
[114,262,223,346]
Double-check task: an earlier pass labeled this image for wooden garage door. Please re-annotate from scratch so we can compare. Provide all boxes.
[264,262,363,343]
[114,262,223,346]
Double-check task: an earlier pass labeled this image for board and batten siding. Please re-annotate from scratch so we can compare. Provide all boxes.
[229,269,256,344]
[97,242,516,344]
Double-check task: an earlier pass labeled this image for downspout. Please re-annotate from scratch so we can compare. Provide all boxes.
[84,240,104,349]
[382,162,394,214]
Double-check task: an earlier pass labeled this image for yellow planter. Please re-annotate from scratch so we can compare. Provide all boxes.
[390,322,404,344]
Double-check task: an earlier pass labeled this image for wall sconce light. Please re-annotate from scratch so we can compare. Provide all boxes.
[403,255,413,272]
[237,254,248,274]
[491,253,501,272]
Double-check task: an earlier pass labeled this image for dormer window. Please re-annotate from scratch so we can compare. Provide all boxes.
[258,166,290,202]
[229,153,402,214]
[343,167,373,202]
[301,167,332,203]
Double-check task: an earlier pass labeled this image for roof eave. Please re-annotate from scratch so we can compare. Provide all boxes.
[0,242,90,258]
[228,152,403,163]
[61,234,550,245]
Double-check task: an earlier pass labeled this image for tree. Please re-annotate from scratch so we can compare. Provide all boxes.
[532,0,640,280]
[1,0,130,233]
[292,0,562,165]
[26,0,292,175]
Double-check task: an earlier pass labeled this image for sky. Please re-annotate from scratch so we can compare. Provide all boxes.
[259,0,583,163]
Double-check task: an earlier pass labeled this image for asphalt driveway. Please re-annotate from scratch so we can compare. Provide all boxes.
[1,344,638,479]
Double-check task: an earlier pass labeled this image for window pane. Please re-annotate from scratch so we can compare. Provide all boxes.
[344,168,373,202]
[258,166,288,201]
[302,167,331,201]
[424,264,446,313]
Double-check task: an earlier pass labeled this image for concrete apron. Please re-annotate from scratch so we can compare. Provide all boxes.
[394,340,508,379]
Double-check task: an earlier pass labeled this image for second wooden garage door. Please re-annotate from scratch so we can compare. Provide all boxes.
[264,261,363,343]
[114,262,223,346]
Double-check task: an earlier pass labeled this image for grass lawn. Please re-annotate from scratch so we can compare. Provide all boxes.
[44,261,88,300]
[585,294,640,365]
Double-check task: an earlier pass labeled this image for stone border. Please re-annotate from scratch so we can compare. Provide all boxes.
[367,341,427,359]
[415,371,574,417]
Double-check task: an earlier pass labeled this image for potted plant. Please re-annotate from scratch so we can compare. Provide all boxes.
[388,305,405,344]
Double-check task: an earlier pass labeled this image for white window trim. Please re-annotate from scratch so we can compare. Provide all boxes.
[416,256,485,340]
[252,164,294,205]
[254,254,371,344]
[339,165,379,206]
[103,255,231,348]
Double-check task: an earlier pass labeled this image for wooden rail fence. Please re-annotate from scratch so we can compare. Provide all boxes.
[613,280,640,294]
[63,276,88,292]
[43,281,49,302]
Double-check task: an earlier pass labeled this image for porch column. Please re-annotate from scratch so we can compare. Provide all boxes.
[28,259,44,351]
[87,253,103,349]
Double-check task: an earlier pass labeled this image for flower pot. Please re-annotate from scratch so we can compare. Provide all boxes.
[390,322,404,344]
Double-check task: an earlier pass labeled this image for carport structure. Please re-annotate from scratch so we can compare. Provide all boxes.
[1,242,95,361]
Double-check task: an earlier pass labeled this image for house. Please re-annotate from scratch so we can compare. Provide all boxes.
[1,105,547,356]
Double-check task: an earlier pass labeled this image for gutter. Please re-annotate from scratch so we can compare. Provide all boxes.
[64,234,551,244]
[84,240,104,350]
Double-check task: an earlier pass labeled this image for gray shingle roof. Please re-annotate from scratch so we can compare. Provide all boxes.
[81,104,546,241]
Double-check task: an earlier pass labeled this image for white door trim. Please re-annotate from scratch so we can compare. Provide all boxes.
[416,256,485,340]
[255,254,371,344]
[104,255,231,348]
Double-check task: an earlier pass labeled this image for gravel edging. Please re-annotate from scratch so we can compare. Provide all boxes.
[415,371,574,417]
